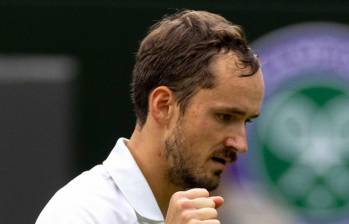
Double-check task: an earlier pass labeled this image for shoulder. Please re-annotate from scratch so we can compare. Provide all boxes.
[36,165,138,224]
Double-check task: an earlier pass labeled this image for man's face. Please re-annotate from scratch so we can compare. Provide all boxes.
[164,53,264,191]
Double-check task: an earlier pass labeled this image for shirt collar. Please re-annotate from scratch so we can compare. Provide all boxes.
[103,138,164,222]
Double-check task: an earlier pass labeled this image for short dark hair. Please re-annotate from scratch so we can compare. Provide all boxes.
[131,10,259,126]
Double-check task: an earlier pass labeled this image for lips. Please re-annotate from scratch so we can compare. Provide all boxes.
[211,157,227,165]
[211,151,237,164]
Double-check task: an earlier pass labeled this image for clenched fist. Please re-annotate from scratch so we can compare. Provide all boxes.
[165,188,224,224]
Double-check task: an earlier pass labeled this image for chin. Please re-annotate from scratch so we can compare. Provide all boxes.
[204,181,220,191]
[200,173,221,191]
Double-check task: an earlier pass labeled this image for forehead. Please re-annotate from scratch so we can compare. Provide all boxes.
[210,52,263,87]
[195,52,264,114]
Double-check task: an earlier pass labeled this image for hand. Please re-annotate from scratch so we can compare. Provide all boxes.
[165,188,224,224]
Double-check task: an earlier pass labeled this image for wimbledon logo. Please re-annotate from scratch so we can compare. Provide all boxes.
[247,23,349,223]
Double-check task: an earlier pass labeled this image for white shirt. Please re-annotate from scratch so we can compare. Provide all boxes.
[36,138,164,224]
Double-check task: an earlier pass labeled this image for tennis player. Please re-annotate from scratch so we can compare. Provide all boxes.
[36,9,264,224]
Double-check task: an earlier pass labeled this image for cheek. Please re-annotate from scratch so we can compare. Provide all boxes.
[184,122,216,152]
[182,112,220,148]
[189,121,210,140]
[199,119,221,139]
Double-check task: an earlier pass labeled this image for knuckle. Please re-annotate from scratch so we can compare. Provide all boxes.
[211,208,218,218]
[172,191,184,200]
[180,210,194,221]
[208,199,216,208]
[199,198,215,208]
[206,220,220,224]
[202,208,218,219]
[176,198,191,210]
[188,188,209,197]
[205,207,217,213]
[198,188,209,196]
[188,220,200,224]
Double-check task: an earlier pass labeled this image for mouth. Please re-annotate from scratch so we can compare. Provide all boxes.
[211,152,237,165]
[211,157,227,165]
[210,147,238,168]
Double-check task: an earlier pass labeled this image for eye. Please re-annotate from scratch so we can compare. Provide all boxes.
[245,119,252,125]
[217,113,233,123]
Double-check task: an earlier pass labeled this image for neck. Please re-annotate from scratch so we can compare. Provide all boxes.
[126,123,181,216]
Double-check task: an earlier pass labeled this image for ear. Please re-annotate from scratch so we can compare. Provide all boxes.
[148,86,176,126]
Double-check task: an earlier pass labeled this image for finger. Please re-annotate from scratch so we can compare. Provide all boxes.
[182,188,209,199]
[190,197,215,209]
[209,196,224,208]
[195,207,218,220]
[199,219,221,224]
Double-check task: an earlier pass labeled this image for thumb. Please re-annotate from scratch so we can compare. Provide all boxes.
[210,196,224,208]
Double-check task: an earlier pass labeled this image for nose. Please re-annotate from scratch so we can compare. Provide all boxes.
[224,130,248,153]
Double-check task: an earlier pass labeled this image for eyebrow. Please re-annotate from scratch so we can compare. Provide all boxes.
[216,106,260,119]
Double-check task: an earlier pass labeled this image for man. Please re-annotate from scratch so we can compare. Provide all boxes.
[36,10,264,224]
